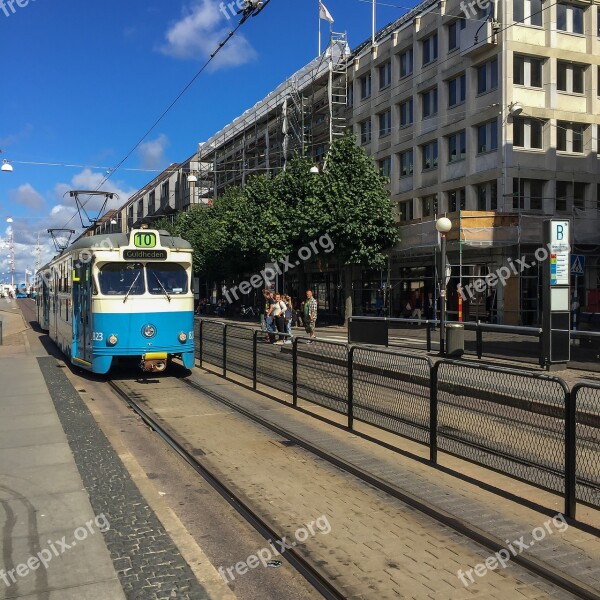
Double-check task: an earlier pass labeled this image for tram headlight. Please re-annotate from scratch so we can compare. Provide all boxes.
[108,334,118,346]
[142,324,157,338]
[178,331,187,343]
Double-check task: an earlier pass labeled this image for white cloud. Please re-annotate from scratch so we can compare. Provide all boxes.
[138,134,169,170]
[10,183,46,211]
[0,170,137,279]
[160,0,257,68]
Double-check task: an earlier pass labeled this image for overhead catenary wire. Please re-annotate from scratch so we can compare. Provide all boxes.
[58,1,272,232]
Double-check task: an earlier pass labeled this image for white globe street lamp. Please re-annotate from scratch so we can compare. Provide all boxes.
[435,217,452,355]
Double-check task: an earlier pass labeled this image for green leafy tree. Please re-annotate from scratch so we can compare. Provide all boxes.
[303,135,399,321]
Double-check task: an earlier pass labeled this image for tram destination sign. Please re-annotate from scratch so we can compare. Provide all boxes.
[123,249,167,260]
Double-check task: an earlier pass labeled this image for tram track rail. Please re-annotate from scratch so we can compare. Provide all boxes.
[107,378,346,600]
[177,374,600,600]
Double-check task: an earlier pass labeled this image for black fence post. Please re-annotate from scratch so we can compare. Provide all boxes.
[222,324,227,377]
[565,385,577,519]
[538,331,545,368]
[348,346,354,430]
[476,323,483,359]
[198,320,203,367]
[252,329,258,391]
[430,361,440,464]
[292,337,298,407]
[426,322,431,352]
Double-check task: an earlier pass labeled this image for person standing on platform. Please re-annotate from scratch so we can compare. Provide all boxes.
[272,293,287,344]
[303,289,318,341]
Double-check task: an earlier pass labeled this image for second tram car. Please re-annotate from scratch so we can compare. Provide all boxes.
[36,228,195,374]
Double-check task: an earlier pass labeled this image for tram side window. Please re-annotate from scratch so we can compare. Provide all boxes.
[98,263,145,295]
[147,263,188,295]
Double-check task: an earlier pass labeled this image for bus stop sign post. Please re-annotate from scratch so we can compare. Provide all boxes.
[541,219,570,370]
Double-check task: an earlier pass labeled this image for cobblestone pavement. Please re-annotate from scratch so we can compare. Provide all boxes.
[113,371,589,599]
[38,357,211,600]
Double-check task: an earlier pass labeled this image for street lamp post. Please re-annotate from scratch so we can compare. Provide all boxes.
[436,217,452,356]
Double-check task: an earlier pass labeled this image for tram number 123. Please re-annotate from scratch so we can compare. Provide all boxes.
[133,232,157,248]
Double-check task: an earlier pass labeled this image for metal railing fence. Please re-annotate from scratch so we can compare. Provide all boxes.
[196,319,598,519]
[571,382,600,509]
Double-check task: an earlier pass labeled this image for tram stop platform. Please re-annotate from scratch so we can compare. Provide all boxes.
[0,301,232,599]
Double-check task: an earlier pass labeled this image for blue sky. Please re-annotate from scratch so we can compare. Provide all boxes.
[0,0,406,280]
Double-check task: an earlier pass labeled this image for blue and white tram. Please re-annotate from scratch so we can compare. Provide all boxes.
[36,228,195,374]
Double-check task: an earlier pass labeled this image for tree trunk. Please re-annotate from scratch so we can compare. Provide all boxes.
[343,265,353,325]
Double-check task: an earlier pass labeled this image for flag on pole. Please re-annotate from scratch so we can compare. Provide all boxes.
[319,1,334,23]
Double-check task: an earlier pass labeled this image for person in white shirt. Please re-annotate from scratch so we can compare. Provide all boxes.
[272,294,287,344]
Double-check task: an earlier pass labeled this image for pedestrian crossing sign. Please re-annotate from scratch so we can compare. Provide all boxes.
[570,254,585,276]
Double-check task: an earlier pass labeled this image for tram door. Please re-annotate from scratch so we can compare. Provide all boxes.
[72,262,93,363]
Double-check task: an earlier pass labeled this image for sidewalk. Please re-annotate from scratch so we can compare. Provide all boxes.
[0,305,125,599]
[1,302,228,599]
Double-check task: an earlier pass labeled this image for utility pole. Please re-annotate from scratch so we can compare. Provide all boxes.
[8,227,14,288]
[35,232,41,274]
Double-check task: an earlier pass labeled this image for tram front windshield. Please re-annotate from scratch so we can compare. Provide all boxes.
[147,263,188,294]
[98,263,145,295]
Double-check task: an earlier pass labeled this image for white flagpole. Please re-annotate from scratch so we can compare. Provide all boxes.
[318,0,322,55]
[372,0,376,44]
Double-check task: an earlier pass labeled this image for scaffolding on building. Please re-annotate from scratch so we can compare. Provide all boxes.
[194,33,349,200]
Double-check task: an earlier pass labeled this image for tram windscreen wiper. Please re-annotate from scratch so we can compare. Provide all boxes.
[152,273,171,303]
[123,272,141,304]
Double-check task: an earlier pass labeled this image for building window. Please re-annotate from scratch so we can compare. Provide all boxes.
[379,156,392,178]
[347,83,354,107]
[448,131,466,162]
[556,181,568,211]
[557,62,585,94]
[574,182,586,209]
[512,179,544,210]
[557,122,585,152]
[137,199,143,221]
[400,149,414,176]
[513,0,542,26]
[448,74,466,107]
[557,3,584,34]
[448,188,466,212]
[477,181,498,211]
[399,98,413,127]
[379,62,392,89]
[360,119,372,144]
[422,87,438,118]
[477,58,498,94]
[513,55,543,87]
[556,181,586,211]
[399,48,413,78]
[399,200,414,221]
[513,118,544,149]
[360,73,372,99]
[379,110,392,137]
[422,33,438,66]
[597,124,600,154]
[422,140,439,170]
[160,181,169,208]
[148,190,156,214]
[477,119,498,153]
[421,194,438,217]
[448,20,465,51]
